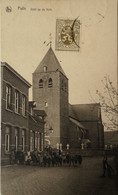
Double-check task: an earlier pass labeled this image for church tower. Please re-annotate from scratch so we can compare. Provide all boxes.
[33,47,69,148]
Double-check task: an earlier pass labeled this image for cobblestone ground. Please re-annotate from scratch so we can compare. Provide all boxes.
[1,157,118,195]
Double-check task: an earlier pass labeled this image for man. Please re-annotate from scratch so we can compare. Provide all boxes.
[102,155,108,177]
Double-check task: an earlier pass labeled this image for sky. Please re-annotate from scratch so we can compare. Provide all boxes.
[1,0,117,124]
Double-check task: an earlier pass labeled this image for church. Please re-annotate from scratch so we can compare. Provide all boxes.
[1,47,104,165]
[33,47,104,150]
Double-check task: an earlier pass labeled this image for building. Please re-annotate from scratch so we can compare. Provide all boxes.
[1,62,45,165]
[69,103,104,148]
[32,47,104,149]
[104,130,118,148]
[29,102,45,152]
[1,47,104,163]
[33,47,69,148]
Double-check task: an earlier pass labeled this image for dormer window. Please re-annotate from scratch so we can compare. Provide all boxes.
[48,78,53,88]
[44,66,47,72]
[39,79,43,88]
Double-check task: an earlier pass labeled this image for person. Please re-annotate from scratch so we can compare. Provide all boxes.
[47,155,51,167]
[59,154,62,166]
[39,154,43,167]
[52,155,55,167]
[10,149,15,165]
[66,153,70,166]
[70,154,74,167]
[43,154,47,167]
[74,155,78,166]
[102,155,108,177]
[107,163,114,178]
[78,155,82,165]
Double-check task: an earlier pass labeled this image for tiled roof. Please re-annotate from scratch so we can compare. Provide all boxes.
[69,103,100,121]
[33,47,67,77]
[34,109,47,116]
[1,62,31,87]
[69,117,86,129]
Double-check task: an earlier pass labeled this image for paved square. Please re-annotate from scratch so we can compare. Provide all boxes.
[1,157,118,195]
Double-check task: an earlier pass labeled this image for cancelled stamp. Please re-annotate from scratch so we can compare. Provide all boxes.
[56,18,80,51]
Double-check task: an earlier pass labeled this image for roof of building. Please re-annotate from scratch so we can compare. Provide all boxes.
[69,117,86,129]
[29,114,44,131]
[33,47,67,77]
[1,62,31,87]
[29,101,37,108]
[69,103,101,122]
[34,109,47,116]
[104,131,118,145]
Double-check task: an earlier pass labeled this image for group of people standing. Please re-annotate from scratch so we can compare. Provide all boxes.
[10,147,82,167]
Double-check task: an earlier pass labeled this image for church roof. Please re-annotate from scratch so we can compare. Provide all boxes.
[33,47,67,77]
[69,117,86,129]
[69,103,101,122]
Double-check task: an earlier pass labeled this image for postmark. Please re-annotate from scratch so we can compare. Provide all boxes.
[55,18,80,51]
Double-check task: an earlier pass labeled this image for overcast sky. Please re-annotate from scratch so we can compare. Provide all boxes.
[1,0,117,108]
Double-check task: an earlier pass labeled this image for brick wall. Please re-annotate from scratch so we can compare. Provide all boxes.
[1,65,30,164]
[60,72,69,148]
[33,71,61,148]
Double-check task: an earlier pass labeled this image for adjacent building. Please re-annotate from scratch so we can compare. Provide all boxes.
[104,130,118,148]
[69,103,104,148]
[1,62,45,164]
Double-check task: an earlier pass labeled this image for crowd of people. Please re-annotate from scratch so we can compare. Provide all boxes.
[10,147,83,167]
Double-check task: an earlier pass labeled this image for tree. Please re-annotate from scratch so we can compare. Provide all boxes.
[90,75,118,130]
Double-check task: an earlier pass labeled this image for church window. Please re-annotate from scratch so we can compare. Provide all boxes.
[39,79,43,88]
[44,66,47,72]
[48,78,53,88]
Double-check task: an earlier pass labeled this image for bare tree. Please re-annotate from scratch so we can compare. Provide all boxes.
[90,75,118,130]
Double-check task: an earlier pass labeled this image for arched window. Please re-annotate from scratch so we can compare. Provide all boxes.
[48,78,53,88]
[39,79,43,88]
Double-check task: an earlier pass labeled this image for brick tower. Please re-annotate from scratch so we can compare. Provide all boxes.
[33,47,69,148]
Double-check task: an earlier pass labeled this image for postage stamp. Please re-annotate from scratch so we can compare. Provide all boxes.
[55,19,80,51]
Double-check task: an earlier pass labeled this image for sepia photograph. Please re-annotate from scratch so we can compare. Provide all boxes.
[0,0,118,194]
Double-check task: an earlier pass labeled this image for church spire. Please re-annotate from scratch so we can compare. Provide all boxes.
[33,47,67,77]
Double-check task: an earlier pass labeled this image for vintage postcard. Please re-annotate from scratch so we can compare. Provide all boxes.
[1,0,118,194]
